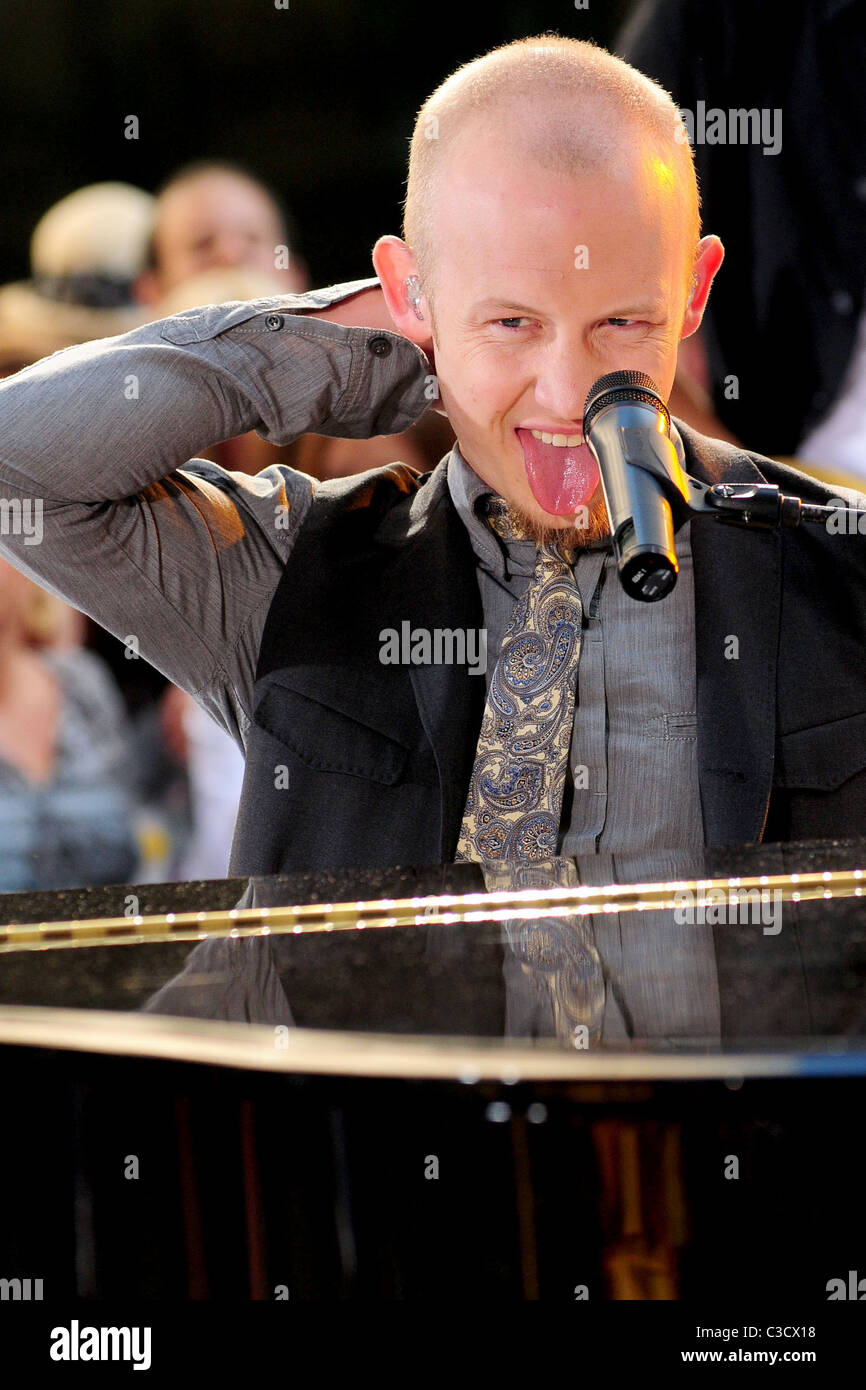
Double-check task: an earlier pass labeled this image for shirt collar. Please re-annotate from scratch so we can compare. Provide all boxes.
[445,443,534,582]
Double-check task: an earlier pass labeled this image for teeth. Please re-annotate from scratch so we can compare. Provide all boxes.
[530,429,584,447]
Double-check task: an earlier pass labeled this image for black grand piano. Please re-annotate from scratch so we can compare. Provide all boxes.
[1,836,865,1302]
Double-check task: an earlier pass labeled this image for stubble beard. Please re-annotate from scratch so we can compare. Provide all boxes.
[505,487,611,551]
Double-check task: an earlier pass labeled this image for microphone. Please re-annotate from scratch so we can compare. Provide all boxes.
[583,370,688,602]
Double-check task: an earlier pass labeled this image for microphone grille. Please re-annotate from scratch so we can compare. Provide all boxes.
[583,370,669,436]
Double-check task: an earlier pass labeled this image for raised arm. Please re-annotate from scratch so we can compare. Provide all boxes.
[0,278,431,738]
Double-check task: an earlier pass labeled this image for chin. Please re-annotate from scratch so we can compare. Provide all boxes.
[507,489,611,549]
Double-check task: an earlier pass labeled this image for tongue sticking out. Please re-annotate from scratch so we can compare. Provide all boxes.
[516,427,600,516]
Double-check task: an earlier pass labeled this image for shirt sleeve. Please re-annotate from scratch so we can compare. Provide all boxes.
[0,278,432,744]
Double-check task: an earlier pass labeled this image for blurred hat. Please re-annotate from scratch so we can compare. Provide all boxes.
[0,182,155,369]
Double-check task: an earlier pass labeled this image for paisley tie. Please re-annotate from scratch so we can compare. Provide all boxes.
[455,501,583,863]
[484,857,606,1046]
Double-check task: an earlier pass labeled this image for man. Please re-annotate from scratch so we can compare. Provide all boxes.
[135,159,308,304]
[1,36,864,877]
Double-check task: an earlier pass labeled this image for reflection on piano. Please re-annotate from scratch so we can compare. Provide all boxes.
[0,838,865,1299]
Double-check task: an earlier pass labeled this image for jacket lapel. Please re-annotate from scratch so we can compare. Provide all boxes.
[377,460,486,859]
[679,423,782,846]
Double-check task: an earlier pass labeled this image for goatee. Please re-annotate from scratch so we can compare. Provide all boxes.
[505,489,611,552]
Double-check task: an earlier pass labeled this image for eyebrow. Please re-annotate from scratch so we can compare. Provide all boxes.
[469,296,669,319]
[470,298,544,317]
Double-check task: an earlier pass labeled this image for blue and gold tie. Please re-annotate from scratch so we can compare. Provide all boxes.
[456,501,583,863]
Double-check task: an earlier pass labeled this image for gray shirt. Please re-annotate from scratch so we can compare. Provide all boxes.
[448,444,703,853]
[0,276,703,858]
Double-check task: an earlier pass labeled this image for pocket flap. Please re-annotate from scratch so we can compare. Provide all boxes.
[157,301,272,345]
[254,679,410,785]
[775,710,866,790]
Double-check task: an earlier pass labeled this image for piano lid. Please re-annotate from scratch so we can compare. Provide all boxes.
[0,837,865,1075]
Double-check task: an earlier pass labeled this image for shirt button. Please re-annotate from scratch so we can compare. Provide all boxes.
[368,335,392,357]
[265,313,285,331]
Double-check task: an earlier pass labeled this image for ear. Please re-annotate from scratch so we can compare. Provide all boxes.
[371,235,435,351]
[681,234,724,339]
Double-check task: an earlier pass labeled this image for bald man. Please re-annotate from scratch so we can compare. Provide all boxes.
[1,35,865,876]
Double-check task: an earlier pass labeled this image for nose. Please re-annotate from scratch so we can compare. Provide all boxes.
[209,232,248,269]
[532,341,589,428]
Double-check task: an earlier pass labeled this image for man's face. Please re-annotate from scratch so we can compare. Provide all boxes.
[152,172,298,294]
[426,127,692,539]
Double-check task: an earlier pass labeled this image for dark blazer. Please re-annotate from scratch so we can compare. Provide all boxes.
[229,425,866,875]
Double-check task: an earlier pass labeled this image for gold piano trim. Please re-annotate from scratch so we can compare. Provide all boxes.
[0,866,863,952]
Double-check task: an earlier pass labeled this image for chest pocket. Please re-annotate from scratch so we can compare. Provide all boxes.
[253,673,414,786]
[774,709,866,790]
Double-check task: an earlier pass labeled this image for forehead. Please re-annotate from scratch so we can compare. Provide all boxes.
[158,175,279,235]
[432,124,689,293]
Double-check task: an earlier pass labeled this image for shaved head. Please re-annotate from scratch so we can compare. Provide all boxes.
[374,32,723,541]
[403,35,700,314]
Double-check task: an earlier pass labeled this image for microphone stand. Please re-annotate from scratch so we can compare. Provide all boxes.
[692,479,866,532]
[582,371,866,601]
[616,426,866,534]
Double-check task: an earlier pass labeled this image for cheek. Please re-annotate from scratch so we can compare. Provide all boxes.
[437,348,522,426]
[642,338,680,387]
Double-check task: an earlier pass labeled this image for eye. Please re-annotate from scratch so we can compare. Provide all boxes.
[495,317,532,330]
[606,317,634,327]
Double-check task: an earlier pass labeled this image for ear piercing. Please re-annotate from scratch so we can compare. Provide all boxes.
[404,275,425,320]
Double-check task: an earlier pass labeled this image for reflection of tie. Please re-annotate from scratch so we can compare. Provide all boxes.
[483,857,606,1046]
[456,502,583,863]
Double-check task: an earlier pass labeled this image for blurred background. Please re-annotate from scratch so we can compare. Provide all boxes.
[0,0,632,290]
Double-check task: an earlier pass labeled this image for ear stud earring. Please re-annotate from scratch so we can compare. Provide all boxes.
[404,275,425,320]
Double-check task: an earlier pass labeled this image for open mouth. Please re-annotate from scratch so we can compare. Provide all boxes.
[515,427,600,516]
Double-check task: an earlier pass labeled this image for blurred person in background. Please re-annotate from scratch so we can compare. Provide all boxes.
[134,158,309,305]
[617,0,866,490]
[0,180,191,881]
[0,181,154,377]
[0,559,139,892]
[0,180,161,714]
[134,163,307,877]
